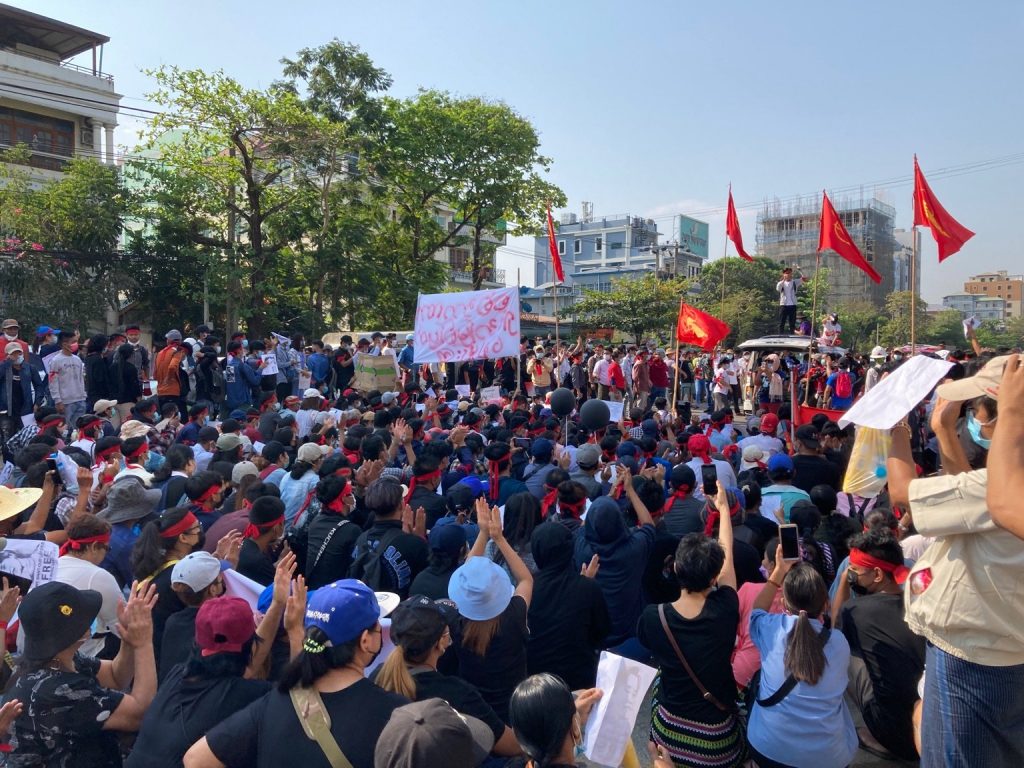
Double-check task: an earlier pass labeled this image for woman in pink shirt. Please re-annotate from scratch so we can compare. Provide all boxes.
[732,535,785,689]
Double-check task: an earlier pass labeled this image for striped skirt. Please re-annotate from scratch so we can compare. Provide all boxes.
[650,702,746,768]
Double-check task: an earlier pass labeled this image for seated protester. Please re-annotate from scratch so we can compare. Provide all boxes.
[70,414,104,462]
[790,500,839,587]
[205,477,277,553]
[810,484,859,564]
[526,522,610,690]
[128,592,285,768]
[574,471,657,654]
[304,476,361,590]
[186,580,406,768]
[158,551,228,679]
[790,425,841,494]
[536,468,568,521]
[760,453,811,523]
[237,496,285,586]
[661,464,703,538]
[827,507,905,603]
[348,477,429,598]
[522,438,557,500]
[279,442,324,525]
[546,479,588,534]
[99,477,163,588]
[702,487,764,588]
[685,434,736,501]
[188,426,219,473]
[373,596,520,758]
[829,530,924,761]
[569,443,607,500]
[257,440,289,487]
[488,491,540,579]
[732,536,785,690]
[747,556,857,768]
[176,405,211,447]
[182,470,226,532]
[637,483,745,767]
[211,433,244,467]
[737,412,785,457]
[508,674,602,768]
[55,516,122,659]
[133,506,209,661]
[404,455,448,529]
[152,444,196,512]
[9,581,158,766]
[449,502,533,723]
[410,524,467,600]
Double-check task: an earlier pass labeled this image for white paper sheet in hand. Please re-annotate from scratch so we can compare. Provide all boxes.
[602,400,624,424]
[839,355,953,430]
[584,651,658,767]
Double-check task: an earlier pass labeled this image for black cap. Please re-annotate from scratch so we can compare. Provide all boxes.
[20,581,102,661]
[795,424,820,448]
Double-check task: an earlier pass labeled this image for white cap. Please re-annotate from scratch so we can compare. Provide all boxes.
[870,345,886,359]
[303,388,322,399]
[406,333,414,341]
[171,551,222,592]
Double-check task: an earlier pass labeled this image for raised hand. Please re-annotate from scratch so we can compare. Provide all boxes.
[273,551,297,606]
[0,577,20,626]
[117,581,158,649]
[284,575,307,636]
[214,530,243,568]
[581,554,600,579]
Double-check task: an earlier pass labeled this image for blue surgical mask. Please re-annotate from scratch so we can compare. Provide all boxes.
[241,339,249,349]
[966,414,992,450]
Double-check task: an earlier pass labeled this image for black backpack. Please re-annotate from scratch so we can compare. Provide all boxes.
[351,527,403,591]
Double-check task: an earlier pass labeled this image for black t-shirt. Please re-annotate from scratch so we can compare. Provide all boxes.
[637,589,739,723]
[661,496,705,538]
[733,539,765,588]
[7,654,124,768]
[348,520,429,598]
[126,665,269,768]
[205,678,407,768]
[409,564,456,601]
[237,538,276,586]
[454,595,529,722]
[408,487,449,530]
[150,563,185,663]
[791,454,841,493]
[741,514,778,558]
[305,514,361,590]
[159,606,198,680]
[841,593,925,760]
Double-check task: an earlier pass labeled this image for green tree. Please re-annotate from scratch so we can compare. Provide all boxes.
[880,291,929,347]
[926,309,968,348]
[693,257,780,343]
[796,266,831,323]
[566,273,688,343]
[833,300,881,352]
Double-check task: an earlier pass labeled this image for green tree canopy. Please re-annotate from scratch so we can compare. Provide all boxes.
[566,273,688,343]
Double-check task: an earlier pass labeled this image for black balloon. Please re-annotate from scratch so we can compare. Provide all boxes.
[579,398,610,431]
[549,388,576,417]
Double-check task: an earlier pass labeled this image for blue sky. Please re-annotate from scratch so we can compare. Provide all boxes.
[34,0,1024,303]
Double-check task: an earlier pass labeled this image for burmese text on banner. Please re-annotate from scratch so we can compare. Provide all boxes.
[414,286,521,363]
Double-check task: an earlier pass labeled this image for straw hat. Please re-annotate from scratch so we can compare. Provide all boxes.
[0,486,43,524]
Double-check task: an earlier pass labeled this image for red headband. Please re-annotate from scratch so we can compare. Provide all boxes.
[661,486,691,517]
[125,442,148,460]
[195,484,220,505]
[849,548,909,585]
[160,512,199,539]
[59,533,110,557]
[541,488,558,518]
[244,515,285,539]
[557,498,586,519]
[488,457,509,501]
[96,444,121,460]
[405,469,442,504]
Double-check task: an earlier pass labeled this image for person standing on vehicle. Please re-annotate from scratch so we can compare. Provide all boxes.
[777,267,804,334]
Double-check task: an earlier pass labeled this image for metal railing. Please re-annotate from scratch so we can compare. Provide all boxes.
[1,47,114,82]
[451,267,507,285]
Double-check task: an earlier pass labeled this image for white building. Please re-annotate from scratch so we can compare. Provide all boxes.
[0,3,121,178]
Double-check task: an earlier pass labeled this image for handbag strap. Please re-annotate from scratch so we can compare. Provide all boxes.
[756,625,832,708]
[657,603,735,714]
[309,518,349,575]
[289,686,354,768]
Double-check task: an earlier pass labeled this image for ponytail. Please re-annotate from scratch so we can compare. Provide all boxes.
[375,646,417,700]
[277,625,362,692]
[781,563,829,685]
[290,459,312,481]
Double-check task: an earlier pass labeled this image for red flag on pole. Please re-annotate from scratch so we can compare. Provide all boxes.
[726,187,752,261]
[676,301,731,351]
[818,191,881,284]
[913,155,975,261]
[546,204,564,283]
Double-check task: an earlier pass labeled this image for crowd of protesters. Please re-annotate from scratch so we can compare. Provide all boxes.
[0,311,1020,768]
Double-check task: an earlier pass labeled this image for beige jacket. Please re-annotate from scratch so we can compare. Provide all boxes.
[905,469,1024,666]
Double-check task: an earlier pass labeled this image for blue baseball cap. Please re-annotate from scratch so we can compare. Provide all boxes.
[767,453,794,474]
[229,408,248,421]
[454,475,488,498]
[305,579,382,645]
[36,325,59,335]
[531,438,554,460]
[429,524,467,558]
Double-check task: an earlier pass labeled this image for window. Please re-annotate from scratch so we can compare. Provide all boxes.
[0,107,75,171]
[558,240,566,256]
[574,240,582,255]
[595,235,603,253]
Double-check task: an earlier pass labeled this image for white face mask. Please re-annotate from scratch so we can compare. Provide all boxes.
[3,332,16,340]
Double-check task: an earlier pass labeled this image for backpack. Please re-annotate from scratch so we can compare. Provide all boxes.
[834,371,852,399]
[210,365,226,403]
[350,527,404,591]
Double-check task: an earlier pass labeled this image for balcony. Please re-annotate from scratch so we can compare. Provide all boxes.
[451,267,507,286]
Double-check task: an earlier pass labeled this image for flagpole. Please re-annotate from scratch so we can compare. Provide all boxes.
[671,300,682,414]
[910,226,917,355]
[720,237,728,318]
[516,268,522,397]
[803,253,822,406]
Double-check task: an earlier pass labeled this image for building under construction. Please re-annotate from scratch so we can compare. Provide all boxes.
[756,195,897,310]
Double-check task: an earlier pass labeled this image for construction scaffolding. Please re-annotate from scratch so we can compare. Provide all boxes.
[756,194,897,310]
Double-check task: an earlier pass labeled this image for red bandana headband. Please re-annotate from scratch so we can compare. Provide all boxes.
[124,441,148,460]
[244,515,285,540]
[849,548,909,585]
[488,457,509,501]
[59,533,110,557]
[195,484,220,506]
[557,498,586,520]
[405,468,442,504]
[661,486,691,517]
[160,512,199,539]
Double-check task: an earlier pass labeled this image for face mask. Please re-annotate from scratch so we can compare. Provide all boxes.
[966,414,992,450]
[10,355,23,366]
[893,354,903,362]
[241,339,249,349]
[847,569,871,596]
[70,342,79,354]
[3,332,16,340]
[272,403,282,412]
[214,345,222,355]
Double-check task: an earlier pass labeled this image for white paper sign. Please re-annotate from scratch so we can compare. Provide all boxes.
[20,414,36,428]
[223,568,266,609]
[298,370,312,390]
[0,538,59,587]
[584,652,658,766]
[602,399,624,424]
[838,355,953,430]
[963,315,980,339]
[413,286,520,363]
[260,353,278,377]
[479,385,501,402]
[455,385,471,398]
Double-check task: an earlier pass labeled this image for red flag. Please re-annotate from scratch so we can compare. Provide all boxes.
[676,301,731,351]
[818,191,881,284]
[726,187,753,261]
[546,204,564,283]
[913,156,975,261]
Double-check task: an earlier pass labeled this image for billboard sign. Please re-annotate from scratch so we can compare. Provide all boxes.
[679,216,709,259]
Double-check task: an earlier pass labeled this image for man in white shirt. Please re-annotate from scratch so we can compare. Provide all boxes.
[776,266,804,334]
[737,412,785,456]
